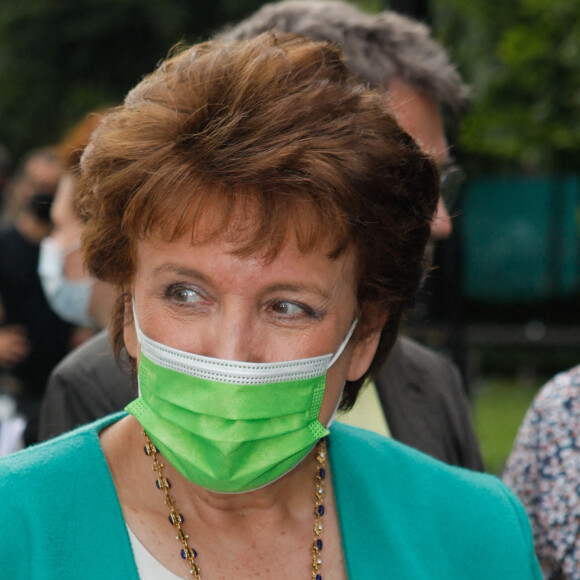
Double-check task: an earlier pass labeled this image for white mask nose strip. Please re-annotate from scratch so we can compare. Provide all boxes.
[132,301,356,385]
[141,333,331,384]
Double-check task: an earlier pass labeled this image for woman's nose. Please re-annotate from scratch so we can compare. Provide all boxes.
[204,315,261,363]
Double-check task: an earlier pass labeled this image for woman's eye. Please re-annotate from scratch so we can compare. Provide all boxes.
[169,287,201,304]
[271,301,306,316]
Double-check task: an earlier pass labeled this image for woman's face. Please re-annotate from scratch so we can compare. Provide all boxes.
[125,233,383,424]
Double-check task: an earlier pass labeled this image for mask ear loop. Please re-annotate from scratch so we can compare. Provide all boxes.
[324,318,358,427]
[131,299,146,397]
[63,239,82,257]
[131,298,146,344]
[327,318,358,368]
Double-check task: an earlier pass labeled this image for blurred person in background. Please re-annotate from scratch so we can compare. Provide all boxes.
[38,0,482,473]
[38,110,116,332]
[38,111,128,441]
[0,147,61,221]
[219,0,482,470]
[503,364,580,579]
[0,147,72,446]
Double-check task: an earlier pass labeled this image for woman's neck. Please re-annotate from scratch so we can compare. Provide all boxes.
[101,414,318,523]
[179,453,317,519]
[100,414,345,579]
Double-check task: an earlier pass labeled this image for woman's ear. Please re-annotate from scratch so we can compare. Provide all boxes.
[123,291,139,360]
[345,314,388,382]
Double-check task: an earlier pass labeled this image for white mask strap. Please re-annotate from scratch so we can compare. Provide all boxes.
[132,299,333,383]
[325,318,358,427]
[327,318,358,368]
[132,299,144,343]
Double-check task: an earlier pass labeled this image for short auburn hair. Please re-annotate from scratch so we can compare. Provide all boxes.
[78,33,438,408]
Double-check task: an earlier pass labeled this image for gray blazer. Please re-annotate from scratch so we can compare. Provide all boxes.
[375,336,484,471]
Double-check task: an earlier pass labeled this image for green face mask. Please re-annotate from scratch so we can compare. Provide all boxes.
[126,308,357,493]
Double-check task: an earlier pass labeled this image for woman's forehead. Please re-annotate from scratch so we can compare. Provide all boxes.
[133,190,352,262]
[139,224,352,266]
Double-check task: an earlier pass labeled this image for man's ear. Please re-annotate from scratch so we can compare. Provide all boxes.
[345,313,388,382]
[123,290,139,360]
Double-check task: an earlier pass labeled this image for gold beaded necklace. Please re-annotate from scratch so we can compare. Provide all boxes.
[143,430,327,579]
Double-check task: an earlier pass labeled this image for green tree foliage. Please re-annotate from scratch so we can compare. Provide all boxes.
[0,0,266,158]
[433,0,580,172]
[0,0,384,158]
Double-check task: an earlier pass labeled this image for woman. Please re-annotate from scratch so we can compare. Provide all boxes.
[38,109,116,331]
[0,34,539,578]
[503,364,580,578]
[36,110,129,441]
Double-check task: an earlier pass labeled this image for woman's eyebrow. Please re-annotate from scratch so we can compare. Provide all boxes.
[152,264,212,285]
[153,265,332,300]
[265,283,331,300]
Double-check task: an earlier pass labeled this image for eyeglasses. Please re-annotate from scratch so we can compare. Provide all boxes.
[439,164,465,212]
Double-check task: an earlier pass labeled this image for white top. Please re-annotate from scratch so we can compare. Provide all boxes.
[127,525,185,580]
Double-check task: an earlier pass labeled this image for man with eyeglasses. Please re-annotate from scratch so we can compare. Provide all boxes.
[387,78,464,244]
[220,0,483,470]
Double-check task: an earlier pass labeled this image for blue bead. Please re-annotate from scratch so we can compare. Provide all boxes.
[316,539,323,550]
[316,575,322,580]
[143,445,148,455]
[168,515,173,525]
[319,468,325,479]
[181,547,197,559]
[318,505,325,516]
[156,480,160,489]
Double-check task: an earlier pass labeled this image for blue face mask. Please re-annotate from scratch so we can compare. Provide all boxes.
[37,237,98,328]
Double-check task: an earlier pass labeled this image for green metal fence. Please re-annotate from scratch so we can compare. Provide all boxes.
[462,175,580,303]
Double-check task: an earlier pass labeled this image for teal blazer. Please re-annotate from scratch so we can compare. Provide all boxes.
[0,413,540,578]
[329,421,540,578]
